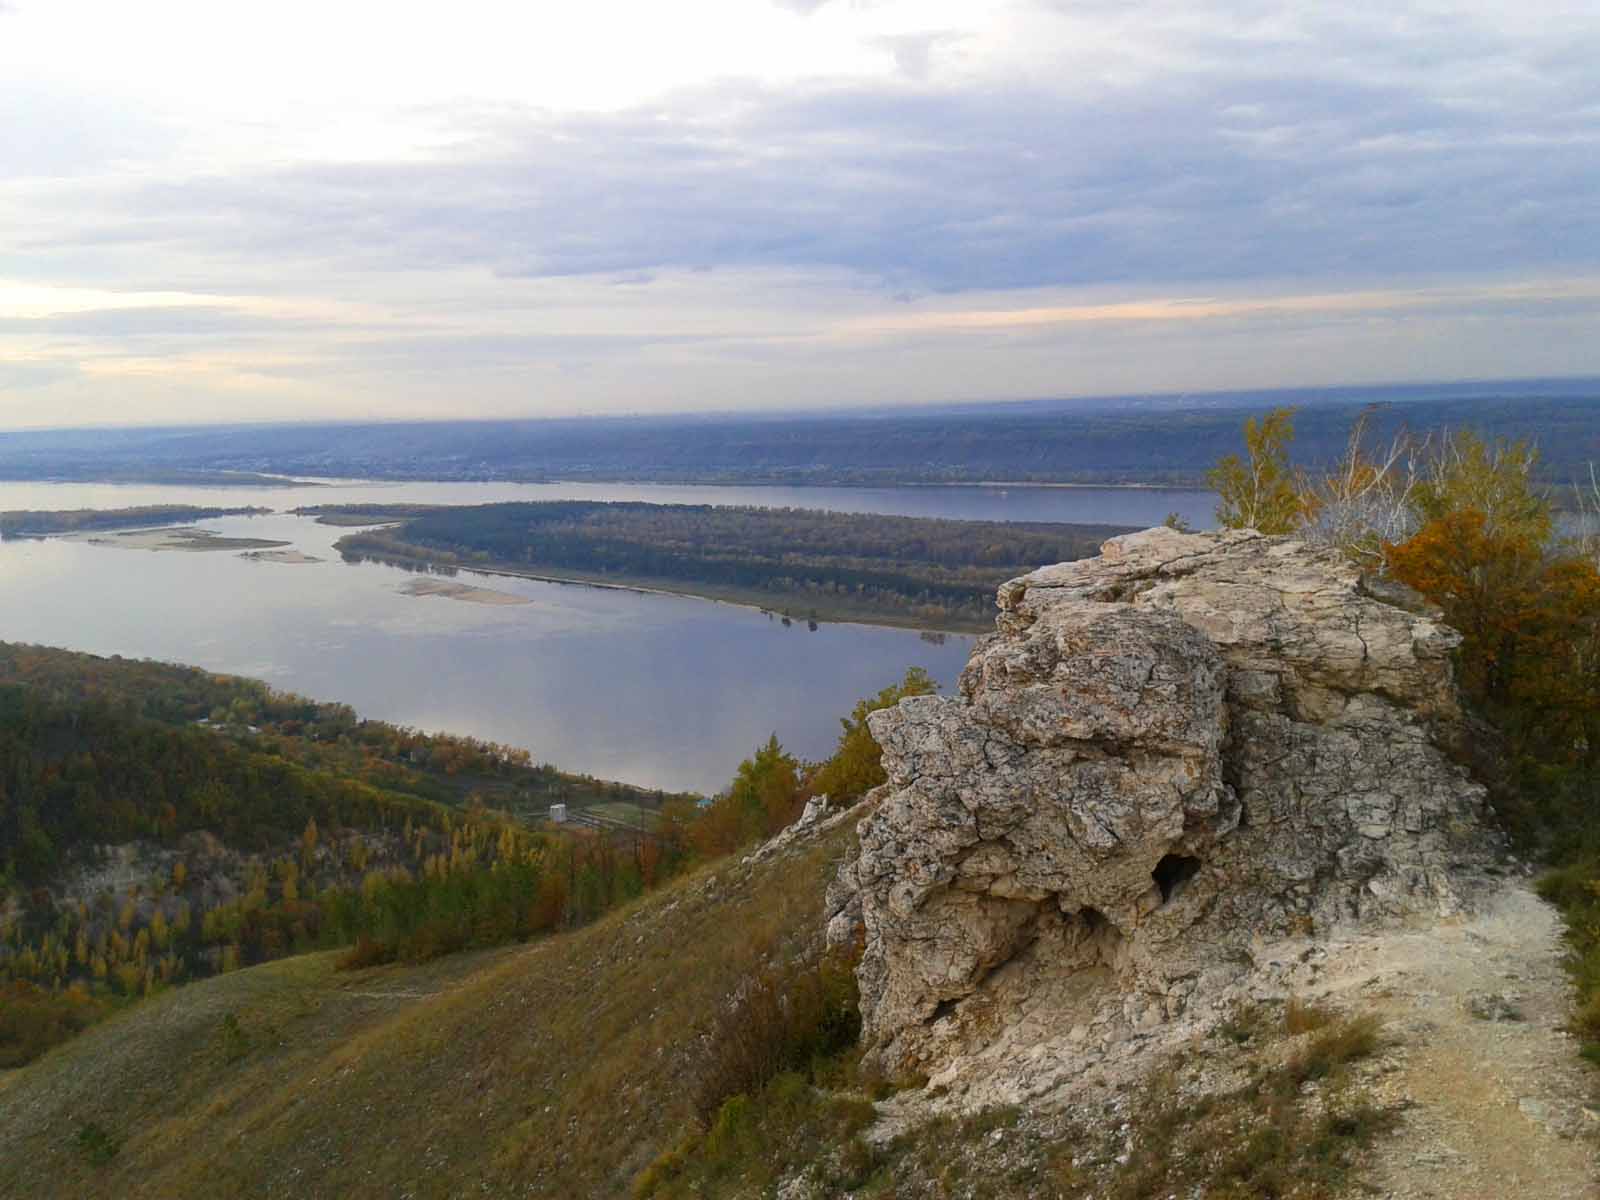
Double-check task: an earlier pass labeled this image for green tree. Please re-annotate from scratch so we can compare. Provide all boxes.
[12,808,55,884]
[727,735,802,838]
[808,667,937,806]
[1413,432,1548,542]
[1208,407,1304,533]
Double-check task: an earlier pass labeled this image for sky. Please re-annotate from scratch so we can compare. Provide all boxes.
[1,0,1597,429]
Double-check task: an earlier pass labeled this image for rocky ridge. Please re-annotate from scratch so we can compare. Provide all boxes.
[828,527,1505,1098]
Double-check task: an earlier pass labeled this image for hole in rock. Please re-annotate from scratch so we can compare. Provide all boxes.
[1073,906,1127,970]
[1152,854,1203,904]
[928,998,960,1025]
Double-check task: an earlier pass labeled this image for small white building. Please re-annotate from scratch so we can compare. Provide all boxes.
[549,803,568,823]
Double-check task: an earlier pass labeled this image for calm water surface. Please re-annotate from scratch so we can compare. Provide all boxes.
[0,480,1214,792]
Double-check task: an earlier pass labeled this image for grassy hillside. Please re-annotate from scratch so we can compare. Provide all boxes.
[0,817,856,1200]
[0,642,710,1071]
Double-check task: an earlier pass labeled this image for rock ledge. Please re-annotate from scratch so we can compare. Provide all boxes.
[829,527,1501,1084]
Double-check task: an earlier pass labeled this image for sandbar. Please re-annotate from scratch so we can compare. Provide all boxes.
[397,578,529,606]
[241,549,323,564]
[76,527,292,552]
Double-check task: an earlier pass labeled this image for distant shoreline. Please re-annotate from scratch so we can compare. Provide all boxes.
[359,551,992,637]
[907,480,1211,492]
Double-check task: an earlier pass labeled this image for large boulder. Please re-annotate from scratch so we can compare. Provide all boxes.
[830,528,1499,1078]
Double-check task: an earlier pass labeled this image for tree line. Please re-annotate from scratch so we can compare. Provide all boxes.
[0,640,937,1068]
[0,642,680,816]
[0,505,269,536]
[328,501,1129,630]
[12,388,1595,486]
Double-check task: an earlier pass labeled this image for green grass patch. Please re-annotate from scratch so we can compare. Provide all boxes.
[73,1122,123,1167]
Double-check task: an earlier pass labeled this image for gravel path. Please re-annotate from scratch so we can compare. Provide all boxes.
[1315,881,1598,1199]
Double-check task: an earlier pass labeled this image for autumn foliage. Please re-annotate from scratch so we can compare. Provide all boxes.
[1383,449,1600,767]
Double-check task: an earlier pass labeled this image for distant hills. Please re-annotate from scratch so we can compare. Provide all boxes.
[2,377,1597,487]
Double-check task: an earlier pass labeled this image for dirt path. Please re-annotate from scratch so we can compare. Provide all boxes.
[1312,881,1598,1199]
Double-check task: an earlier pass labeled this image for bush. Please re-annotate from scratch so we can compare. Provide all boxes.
[1208,406,1304,534]
[1282,994,1335,1036]
[808,667,937,807]
[690,948,862,1125]
[637,1070,879,1199]
[0,981,109,1068]
[335,935,397,971]
[1283,1014,1382,1088]
[74,1122,122,1167]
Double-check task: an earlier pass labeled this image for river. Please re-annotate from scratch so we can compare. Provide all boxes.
[0,479,1215,793]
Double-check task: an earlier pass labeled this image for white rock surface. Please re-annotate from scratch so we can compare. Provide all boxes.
[829,527,1501,1080]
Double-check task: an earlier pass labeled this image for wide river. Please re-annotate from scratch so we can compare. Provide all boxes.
[0,479,1215,793]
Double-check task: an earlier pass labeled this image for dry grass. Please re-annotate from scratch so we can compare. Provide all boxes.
[0,821,1403,1200]
[0,821,858,1200]
[689,948,860,1124]
[1283,994,1336,1036]
[839,1004,1397,1200]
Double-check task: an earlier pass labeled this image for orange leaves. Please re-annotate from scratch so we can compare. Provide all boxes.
[1386,507,1600,762]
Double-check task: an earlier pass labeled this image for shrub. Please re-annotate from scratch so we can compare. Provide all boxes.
[690,948,862,1126]
[808,667,937,807]
[1282,1014,1382,1090]
[74,1122,122,1167]
[1208,407,1304,534]
[220,1011,252,1063]
[1282,994,1335,1036]
[336,934,398,971]
[637,1070,879,1199]
[0,981,109,1068]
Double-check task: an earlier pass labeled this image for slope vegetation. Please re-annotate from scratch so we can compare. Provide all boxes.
[0,817,855,1199]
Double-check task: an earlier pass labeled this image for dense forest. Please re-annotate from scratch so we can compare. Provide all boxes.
[0,641,934,1067]
[0,644,676,819]
[0,505,270,536]
[1,382,1596,486]
[0,679,674,1060]
[323,501,1130,630]
[0,642,705,1062]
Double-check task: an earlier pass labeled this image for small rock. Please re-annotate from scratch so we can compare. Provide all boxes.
[1518,1097,1559,1128]
[1466,991,1524,1022]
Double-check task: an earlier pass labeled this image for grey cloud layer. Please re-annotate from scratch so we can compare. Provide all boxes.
[11,5,1598,299]
[3,0,1599,426]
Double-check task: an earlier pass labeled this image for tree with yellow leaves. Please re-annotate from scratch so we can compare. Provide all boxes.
[1208,407,1304,534]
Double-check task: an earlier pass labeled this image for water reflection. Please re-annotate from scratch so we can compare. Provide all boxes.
[0,480,1214,793]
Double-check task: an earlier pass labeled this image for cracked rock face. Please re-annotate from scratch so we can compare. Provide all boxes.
[830,528,1499,1077]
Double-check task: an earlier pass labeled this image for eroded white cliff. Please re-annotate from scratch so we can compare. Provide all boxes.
[829,527,1501,1089]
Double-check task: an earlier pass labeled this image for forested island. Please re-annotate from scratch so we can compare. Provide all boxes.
[312,501,1133,631]
[0,505,271,536]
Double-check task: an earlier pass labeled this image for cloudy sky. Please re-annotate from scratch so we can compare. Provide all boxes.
[2,0,1597,428]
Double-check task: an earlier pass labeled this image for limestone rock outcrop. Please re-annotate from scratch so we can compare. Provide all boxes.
[829,527,1500,1078]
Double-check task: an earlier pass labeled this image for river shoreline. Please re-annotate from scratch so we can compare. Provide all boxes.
[356,546,993,636]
